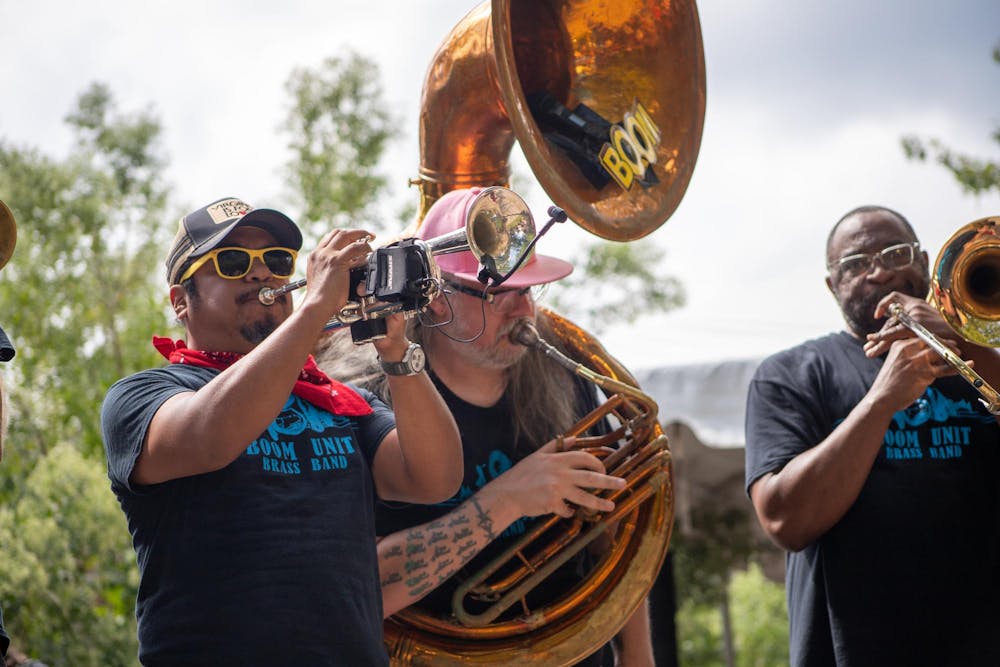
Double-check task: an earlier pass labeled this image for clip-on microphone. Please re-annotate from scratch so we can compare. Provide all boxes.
[477,205,568,287]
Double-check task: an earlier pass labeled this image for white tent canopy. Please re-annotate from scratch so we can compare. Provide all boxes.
[635,359,784,580]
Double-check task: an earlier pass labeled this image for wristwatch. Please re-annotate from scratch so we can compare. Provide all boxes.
[379,342,426,376]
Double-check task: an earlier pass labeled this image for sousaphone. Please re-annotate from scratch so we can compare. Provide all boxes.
[385,0,705,664]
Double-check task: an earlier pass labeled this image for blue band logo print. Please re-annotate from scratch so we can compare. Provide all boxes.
[244,396,358,475]
[883,388,994,461]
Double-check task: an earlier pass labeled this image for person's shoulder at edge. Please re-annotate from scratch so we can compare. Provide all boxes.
[754,331,850,378]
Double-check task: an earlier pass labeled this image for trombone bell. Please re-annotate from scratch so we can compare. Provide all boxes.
[933,216,1000,347]
[889,216,1000,415]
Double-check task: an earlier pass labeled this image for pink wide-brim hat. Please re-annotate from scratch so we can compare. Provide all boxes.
[416,187,573,288]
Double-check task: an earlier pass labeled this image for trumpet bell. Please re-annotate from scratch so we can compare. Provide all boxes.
[466,187,536,277]
[933,216,1000,347]
[421,186,537,282]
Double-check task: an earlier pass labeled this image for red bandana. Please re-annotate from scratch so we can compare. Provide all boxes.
[152,336,373,417]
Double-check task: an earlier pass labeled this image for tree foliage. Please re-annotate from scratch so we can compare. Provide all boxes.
[0,83,170,467]
[671,506,758,608]
[901,41,1000,196]
[0,444,137,665]
[669,504,788,667]
[282,49,399,240]
[0,82,170,663]
[547,238,685,333]
[676,563,788,667]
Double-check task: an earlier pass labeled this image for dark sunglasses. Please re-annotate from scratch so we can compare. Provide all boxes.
[179,247,298,282]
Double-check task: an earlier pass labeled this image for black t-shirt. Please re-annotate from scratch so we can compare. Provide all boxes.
[746,332,1000,666]
[101,363,396,666]
[0,602,9,657]
[376,372,613,667]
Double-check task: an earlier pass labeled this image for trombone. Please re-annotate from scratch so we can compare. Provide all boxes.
[889,216,1000,414]
[258,186,536,329]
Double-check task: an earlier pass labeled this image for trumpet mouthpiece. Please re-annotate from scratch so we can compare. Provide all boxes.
[509,319,540,347]
[258,288,277,306]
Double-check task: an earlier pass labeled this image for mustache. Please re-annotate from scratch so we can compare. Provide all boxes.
[501,317,534,342]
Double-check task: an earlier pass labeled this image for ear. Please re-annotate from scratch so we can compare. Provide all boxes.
[169,284,190,322]
[426,291,451,319]
[825,274,835,296]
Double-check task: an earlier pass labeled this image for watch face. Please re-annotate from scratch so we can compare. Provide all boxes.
[409,345,426,372]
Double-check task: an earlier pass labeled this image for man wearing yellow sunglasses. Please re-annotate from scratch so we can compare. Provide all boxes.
[101,197,462,665]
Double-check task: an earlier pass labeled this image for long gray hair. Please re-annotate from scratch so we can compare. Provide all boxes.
[313,310,584,453]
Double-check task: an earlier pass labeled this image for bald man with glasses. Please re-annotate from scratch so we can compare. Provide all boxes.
[100,197,462,665]
[745,205,1000,666]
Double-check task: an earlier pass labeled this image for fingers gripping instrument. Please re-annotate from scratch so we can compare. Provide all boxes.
[258,187,537,343]
[384,313,673,667]
[887,216,1000,415]
[442,318,670,630]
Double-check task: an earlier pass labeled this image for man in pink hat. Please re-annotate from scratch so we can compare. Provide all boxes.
[326,187,656,666]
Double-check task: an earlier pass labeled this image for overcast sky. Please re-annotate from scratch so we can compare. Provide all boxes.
[1,0,999,371]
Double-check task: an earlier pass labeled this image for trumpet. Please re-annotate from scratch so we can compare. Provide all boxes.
[889,216,1000,414]
[258,187,536,339]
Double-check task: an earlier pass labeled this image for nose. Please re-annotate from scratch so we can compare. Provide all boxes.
[500,290,535,317]
[866,259,894,283]
[244,255,272,281]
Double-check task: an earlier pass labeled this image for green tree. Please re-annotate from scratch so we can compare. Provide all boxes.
[282,49,400,241]
[729,564,788,667]
[676,564,788,667]
[0,444,138,666]
[0,83,170,467]
[901,42,1000,196]
[671,505,787,667]
[547,238,684,333]
[0,82,171,663]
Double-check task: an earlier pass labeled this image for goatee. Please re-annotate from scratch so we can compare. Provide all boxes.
[241,316,280,345]
[845,279,928,337]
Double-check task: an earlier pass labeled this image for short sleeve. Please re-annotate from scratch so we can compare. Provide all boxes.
[100,366,216,493]
[349,383,396,466]
[744,351,831,495]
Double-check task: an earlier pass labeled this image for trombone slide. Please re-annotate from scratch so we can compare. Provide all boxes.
[888,303,1000,414]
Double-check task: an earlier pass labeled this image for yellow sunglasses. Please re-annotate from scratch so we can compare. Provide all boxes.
[179,246,298,282]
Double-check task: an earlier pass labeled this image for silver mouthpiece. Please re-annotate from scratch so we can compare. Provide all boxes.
[509,319,540,347]
[258,279,307,306]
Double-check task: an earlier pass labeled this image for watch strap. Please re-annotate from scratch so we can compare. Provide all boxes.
[379,342,423,376]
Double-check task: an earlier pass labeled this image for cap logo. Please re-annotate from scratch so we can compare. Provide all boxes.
[207,198,253,225]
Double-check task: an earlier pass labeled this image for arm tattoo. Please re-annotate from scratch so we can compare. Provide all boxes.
[471,497,497,541]
[385,495,503,601]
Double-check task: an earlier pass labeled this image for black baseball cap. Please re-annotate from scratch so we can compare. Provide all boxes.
[165,197,303,285]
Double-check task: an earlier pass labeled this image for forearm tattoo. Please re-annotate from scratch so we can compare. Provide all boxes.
[380,496,499,601]
[471,496,497,541]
